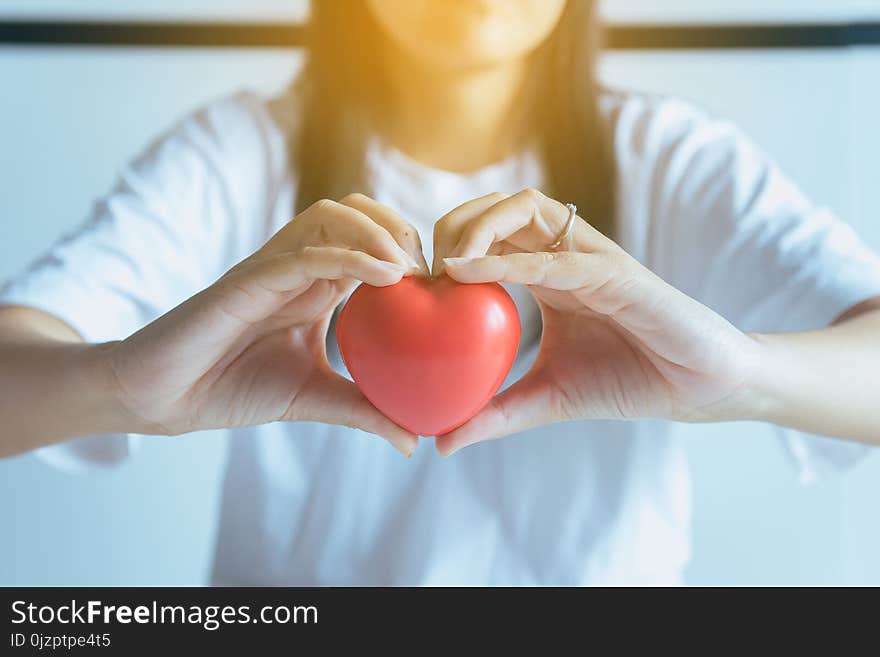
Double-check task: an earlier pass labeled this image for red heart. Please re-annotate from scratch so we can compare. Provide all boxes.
[337,275,521,436]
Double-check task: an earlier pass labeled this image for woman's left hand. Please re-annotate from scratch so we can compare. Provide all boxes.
[432,189,763,455]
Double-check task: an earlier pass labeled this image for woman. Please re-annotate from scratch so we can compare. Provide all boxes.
[2,0,879,585]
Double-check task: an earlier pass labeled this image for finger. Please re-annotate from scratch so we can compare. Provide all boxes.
[444,252,610,290]
[271,277,352,325]
[449,188,603,260]
[434,368,556,456]
[290,369,419,457]
[214,248,407,325]
[247,246,408,294]
[296,199,419,269]
[338,193,429,275]
[446,251,726,370]
[431,192,508,276]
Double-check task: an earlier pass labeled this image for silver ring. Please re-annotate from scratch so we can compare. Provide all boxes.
[548,203,577,250]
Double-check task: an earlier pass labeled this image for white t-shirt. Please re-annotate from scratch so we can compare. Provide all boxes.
[4,88,880,586]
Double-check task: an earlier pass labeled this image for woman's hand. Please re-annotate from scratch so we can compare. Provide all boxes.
[107,194,427,456]
[432,189,763,455]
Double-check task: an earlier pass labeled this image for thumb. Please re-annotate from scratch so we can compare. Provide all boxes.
[288,369,419,457]
[434,367,557,456]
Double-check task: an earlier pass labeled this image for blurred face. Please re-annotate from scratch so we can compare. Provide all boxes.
[365,0,568,71]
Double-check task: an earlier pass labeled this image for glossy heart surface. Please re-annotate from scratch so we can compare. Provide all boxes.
[337,275,521,436]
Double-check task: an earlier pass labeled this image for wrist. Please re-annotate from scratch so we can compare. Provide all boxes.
[722,332,786,424]
[683,332,782,425]
[78,341,155,436]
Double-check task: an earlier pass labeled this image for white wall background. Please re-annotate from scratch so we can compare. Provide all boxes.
[3,0,880,22]
[1,1,879,586]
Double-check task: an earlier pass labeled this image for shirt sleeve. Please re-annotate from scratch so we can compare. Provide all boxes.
[0,92,284,470]
[624,96,880,483]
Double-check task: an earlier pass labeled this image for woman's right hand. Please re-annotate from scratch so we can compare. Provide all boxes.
[106,194,426,456]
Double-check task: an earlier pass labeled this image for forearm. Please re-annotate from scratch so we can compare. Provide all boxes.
[742,303,880,444]
[0,310,132,458]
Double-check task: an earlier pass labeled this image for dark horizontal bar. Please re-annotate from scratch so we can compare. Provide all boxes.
[609,22,880,49]
[0,21,307,48]
[0,20,878,50]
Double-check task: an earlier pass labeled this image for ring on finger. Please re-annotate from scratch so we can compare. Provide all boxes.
[547,203,578,250]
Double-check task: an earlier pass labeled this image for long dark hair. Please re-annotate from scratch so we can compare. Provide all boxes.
[294,0,615,237]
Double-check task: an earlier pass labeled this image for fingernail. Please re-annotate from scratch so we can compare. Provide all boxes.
[443,257,471,267]
[438,441,461,457]
[379,261,407,272]
[397,248,421,270]
[393,441,414,458]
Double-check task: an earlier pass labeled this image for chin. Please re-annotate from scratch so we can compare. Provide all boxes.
[419,27,533,70]
[367,0,563,72]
